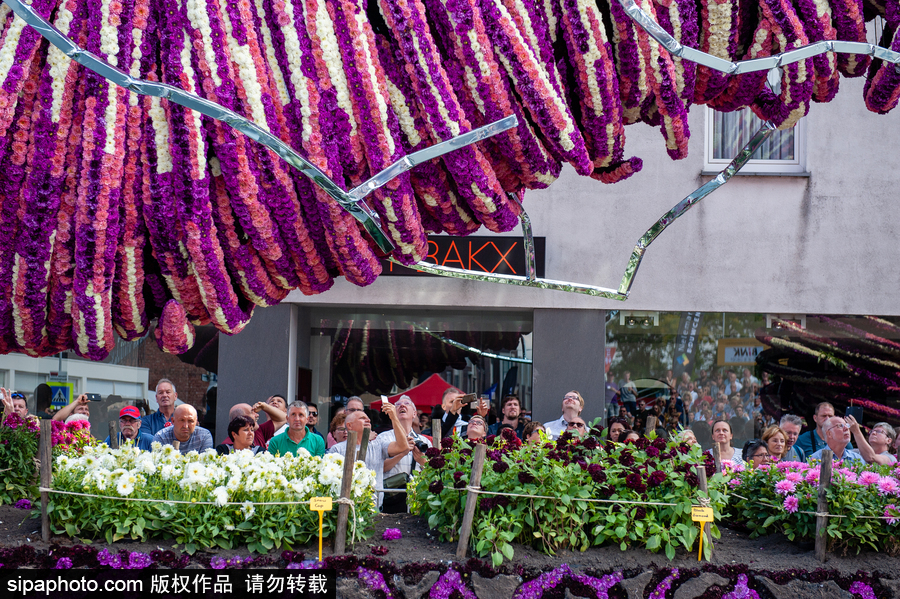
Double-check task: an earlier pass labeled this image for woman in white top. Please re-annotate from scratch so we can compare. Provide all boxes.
[709,419,745,468]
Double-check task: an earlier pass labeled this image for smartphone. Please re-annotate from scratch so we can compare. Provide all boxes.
[845,406,863,422]
[459,393,477,405]
[85,393,102,402]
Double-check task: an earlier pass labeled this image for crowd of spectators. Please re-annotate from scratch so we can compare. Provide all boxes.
[4,370,899,517]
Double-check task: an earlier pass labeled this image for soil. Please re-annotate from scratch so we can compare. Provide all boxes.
[2,504,898,575]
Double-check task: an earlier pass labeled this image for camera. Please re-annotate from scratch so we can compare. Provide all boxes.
[414,439,430,453]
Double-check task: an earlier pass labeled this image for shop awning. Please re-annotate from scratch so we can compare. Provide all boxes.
[369,374,455,411]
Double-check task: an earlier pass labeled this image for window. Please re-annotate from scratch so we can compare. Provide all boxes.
[704,107,807,175]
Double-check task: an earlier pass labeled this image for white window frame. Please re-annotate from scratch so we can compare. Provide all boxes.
[704,107,807,175]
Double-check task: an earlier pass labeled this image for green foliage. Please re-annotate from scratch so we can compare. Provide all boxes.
[726,460,900,555]
[409,429,727,564]
[49,444,377,553]
[0,413,39,504]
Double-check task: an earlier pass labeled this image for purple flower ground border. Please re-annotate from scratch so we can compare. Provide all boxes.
[0,545,894,598]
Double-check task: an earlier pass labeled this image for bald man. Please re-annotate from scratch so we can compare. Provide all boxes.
[153,404,213,454]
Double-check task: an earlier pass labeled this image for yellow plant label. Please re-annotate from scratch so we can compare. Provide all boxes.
[310,497,333,511]
[691,507,714,522]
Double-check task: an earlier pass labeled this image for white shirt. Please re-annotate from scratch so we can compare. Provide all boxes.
[380,430,432,478]
[545,416,569,440]
[328,435,393,508]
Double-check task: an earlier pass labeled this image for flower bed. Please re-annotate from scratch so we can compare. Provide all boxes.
[0,413,39,504]
[409,429,729,565]
[49,445,377,553]
[727,460,900,555]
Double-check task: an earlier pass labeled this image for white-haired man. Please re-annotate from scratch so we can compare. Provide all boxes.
[328,401,409,509]
[808,416,864,464]
[141,379,179,436]
[380,395,431,513]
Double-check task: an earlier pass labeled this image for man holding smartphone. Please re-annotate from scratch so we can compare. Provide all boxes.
[52,393,94,422]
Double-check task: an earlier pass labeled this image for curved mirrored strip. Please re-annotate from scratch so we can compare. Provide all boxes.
[618,122,777,296]
[390,122,777,299]
[414,325,533,364]
[617,0,900,74]
[1,0,516,254]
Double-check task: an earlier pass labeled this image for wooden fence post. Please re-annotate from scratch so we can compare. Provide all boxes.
[109,422,119,449]
[334,431,358,556]
[815,450,833,563]
[40,420,52,542]
[432,419,442,451]
[456,443,487,559]
[696,465,714,559]
[358,427,371,462]
[712,444,722,473]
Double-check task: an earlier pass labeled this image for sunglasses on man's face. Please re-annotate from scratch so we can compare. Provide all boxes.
[567,422,585,429]
[308,411,318,417]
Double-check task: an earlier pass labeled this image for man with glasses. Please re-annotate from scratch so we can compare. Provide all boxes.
[105,406,155,451]
[465,415,487,441]
[808,417,864,464]
[795,402,853,456]
[544,391,585,440]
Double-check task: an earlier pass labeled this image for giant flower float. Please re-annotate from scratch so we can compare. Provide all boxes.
[0,0,898,359]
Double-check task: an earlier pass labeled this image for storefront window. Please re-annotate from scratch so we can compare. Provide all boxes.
[311,308,533,417]
[606,312,900,453]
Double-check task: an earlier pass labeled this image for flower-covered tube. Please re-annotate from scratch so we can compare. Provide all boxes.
[795,0,839,103]
[829,0,870,77]
[749,0,815,130]
[863,22,900,114]
[423,0,561,190]
[475,0,590,177]
[375,33,480,235]
[377,0,519,233]
[326,0,428,264]
[154,299,196,354]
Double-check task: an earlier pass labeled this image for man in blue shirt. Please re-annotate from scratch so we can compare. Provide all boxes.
[140,379,178,437]
[808,417,864,465]
[105,406,155,451]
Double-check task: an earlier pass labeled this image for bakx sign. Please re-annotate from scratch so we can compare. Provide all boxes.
[381,236,545,277]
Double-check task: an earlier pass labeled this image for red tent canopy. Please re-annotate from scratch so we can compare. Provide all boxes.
[369,374,454,411]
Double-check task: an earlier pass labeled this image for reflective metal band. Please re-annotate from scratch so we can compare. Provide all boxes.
[414,325,533,364]
[616,0,900,74]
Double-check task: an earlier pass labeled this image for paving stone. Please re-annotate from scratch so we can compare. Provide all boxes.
[336,577,375,599]
[672,572,730,599]
[758,577,852,599]
[392,571,440,599]
[471,573,522,598]
[620,570,655,599]
[881,579,900,598]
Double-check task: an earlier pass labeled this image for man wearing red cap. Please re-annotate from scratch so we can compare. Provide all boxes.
[105,406,155,451]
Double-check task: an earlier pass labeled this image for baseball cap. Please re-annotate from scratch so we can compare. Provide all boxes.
[119,406,142,419]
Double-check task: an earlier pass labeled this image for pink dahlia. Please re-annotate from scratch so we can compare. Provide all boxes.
[785,472,802,483]
[885,504,899,525]
[877,476,898,496]
[805,469,820,484]
[858,471,881,486]
[775,480,797,495]
[783,495,799,513]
